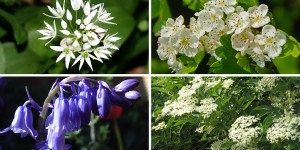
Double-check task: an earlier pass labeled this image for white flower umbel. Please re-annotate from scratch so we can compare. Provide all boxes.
[228,116,261,146]
[196,98,218,119]
[267,113,300,143]
[210,138,229,150]
[222,79,234,89]
[38,1,120,71]
[255,25,286,59]
[248,4,270,28]
[152,121,167,131]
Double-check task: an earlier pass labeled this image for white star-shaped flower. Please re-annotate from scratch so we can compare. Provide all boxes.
[37,20,57,46]
[50,38,76,69]
[248,4,270,28]
[72,51,97,71]
[254,25,286,59]
[43,0,65,19]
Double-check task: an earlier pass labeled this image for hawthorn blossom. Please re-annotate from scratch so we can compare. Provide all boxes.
[171,28,202,57]
[226,11,250,34]
[197,6,224,32]
[160,15,185,38]
[157,37,177,60]
[231,28,254,55]
[248,4,270,28]
[247,44,271,67]
[255,25,286,59]
[205,0,237,14]
[189,17,205,39]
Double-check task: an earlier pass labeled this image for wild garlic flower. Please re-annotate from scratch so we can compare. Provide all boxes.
[228,116,261,146]
[39,0,120,71]
[248,4,270,28]
[255,25,286,59]
[267,113,300,143]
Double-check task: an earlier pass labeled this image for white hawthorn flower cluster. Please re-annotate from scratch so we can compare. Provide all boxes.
[152,121,167,131]
[267,113,300,143]
[228,116,261,147]
[157,0,286,73]
[196,98,218,118]
[38,0,120,71]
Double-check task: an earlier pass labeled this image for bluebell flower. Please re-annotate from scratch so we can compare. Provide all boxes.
[113,79,139,93]
[124,90,141,102]
[96,81,112,118]
[65,96,81,132]
[46,97,69,150]
[0,105,38,140]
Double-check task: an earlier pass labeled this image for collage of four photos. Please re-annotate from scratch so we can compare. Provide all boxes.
[0,0,300,149]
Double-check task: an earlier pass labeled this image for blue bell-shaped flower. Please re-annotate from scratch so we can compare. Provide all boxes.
[0,105,38,140]
[96,81,111,118]
[124,90,141,102]
[113,79,139,93]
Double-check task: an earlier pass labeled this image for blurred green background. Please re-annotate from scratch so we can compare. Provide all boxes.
[151,0,300,74]
[0,77,149,150]
[0,0,149,74]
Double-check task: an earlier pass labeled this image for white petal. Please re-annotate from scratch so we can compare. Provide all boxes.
[83,10,97,25]
[74,30,82,39]
[72,40,81,51]
[61,20,67,29]
[275,32,286,46]
[44,21,54,31]
[65,55,71,69]
[83,43,91,50]
[69,51,76,59]
[79,57,84,70]
[50,46,64,51]
[95,27,106,33]
[262,25,276,37]
[76,19,81,25]
[72,55,82,66]
[84,1,91,16]
[60,30,70,35]
[38,37,52,40]
[259,4,269,16]
[85,57,93,71]
[66,9,72,21]
[56,53,66,62]
[71,0,82,11]
[255,35,266,45]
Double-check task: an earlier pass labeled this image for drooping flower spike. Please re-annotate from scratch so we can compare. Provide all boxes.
[38,0,121,71]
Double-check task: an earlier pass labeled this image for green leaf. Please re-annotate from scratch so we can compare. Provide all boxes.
[98,7,136,48]
[212,35,250,74]
[160,0,172,22]
[238,0,259,8]
[152,0,160,19]
[273,55,300,74]
[0,27,7,38]
[2,42,41,73]
[0,43,5,73]
[99,0,139,15]
[253,105,274,117]
[179,51,206,73]
[221,141,238,148]
[262,115,273,132]
[0,9,27,44]
[125,35,148,61]
[151,58,170,74]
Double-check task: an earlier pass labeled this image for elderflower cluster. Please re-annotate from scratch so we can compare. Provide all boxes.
[210,138,229,150]
[196,98,218,118]
[267,113,300,143]
[157,0,286,73]
[270,90,300,112]
[152,121,167,131]
[256,77,278,91]
[222,79,235,89]
[161,77,218,117]
[228,116,261,147]
[38,0,120,71]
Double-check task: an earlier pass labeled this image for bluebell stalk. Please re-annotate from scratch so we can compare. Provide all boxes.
[0,77,141,149]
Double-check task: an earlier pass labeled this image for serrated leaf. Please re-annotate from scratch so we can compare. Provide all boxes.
[0,9,27,44]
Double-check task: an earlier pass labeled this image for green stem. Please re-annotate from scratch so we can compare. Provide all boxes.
[37,76,98,141]
[113,119,123,150]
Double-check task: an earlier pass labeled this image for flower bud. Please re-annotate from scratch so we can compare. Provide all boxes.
[113,79,139,93]
[124,90,141,102]
[97,81,112,118]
